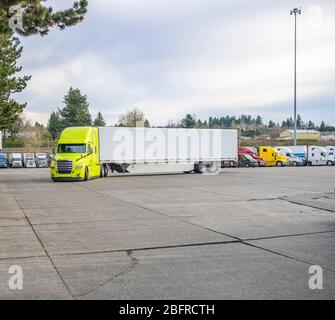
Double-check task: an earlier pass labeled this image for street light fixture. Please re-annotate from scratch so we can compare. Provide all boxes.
[290,7,302,146]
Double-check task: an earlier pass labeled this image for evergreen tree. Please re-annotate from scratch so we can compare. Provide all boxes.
[255,115,263,126]
[320,121,326,132]
[307,120,315,129]
[181,114,196,128]
[297,114,303,128]
[0,33,31,131]
[0,0,88,36]
[58,87,92,128]
[47,111,62,139]
[268,120,276,128]
[93,111,106,127]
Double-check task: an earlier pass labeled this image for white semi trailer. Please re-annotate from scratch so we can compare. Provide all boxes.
[50,127,238,181]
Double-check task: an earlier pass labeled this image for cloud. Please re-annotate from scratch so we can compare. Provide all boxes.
[16,0,335,126]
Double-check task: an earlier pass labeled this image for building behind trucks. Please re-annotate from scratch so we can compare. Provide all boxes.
[257,146,288,167]
[50,127,238,182]
[8,153,23,168]
[275,146,305,166]
[35,153,48,168]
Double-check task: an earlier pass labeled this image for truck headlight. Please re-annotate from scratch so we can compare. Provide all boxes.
[75,165,83,170]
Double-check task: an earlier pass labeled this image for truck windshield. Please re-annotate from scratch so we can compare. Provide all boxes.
[58,144,86,153]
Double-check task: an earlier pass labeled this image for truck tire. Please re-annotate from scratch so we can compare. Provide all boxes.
[103,165,108,177]
[276,161,283,167]
[206,162,219,173]
[291,161,298,167]
[326,160,333,166]
[194,162,206,174]
[84,167,89,181]
[245,163,250,168]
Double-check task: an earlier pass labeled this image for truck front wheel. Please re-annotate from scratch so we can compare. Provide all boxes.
[276,161,283,167]
[326,160,333,166]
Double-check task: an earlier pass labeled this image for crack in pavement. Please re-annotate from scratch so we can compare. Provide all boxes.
[73,250,138,298]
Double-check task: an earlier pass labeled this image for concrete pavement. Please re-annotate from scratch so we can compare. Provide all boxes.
[0,167,334,299]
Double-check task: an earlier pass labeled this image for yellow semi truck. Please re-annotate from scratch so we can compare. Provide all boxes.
[50,126,238,181]
[258,146,288,167]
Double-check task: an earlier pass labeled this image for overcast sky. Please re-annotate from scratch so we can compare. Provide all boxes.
[16,0,335,126]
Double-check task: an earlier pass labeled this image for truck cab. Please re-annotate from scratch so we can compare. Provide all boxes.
[9,153,23,168]
[238,153,258,167]
[50,127,101,181]
[35,153,48,168]
[275,147,305,166]
[238,146,266,166]
[307,146,329,166]
[0,153,7,168]
[258,146,288,167]
[23,153,36,168]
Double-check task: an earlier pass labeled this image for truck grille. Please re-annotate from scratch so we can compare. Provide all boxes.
[57,160,73,174]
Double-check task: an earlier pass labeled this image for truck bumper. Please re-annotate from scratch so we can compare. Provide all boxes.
[51,176,83,182]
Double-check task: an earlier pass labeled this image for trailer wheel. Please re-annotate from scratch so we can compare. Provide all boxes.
[276,161,283,167]
[326,160,333,166]
[84,167,89,181]
[206,162,219,173]
[194,162,206,174]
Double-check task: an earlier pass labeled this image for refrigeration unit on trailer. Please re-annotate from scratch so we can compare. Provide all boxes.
[35,153,48,168]
[275,147,305,166]
[50,127,238,181]
[23,153,36,168]
[0,153,7,168]
[8,153,23,168]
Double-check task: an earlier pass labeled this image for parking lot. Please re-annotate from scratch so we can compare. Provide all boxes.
[0,167,334,299]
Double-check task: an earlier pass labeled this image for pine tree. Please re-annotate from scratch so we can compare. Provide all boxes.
[58,87,92,128]
[181,114,196,128]
[93,112,106,127]
[0,0,88,36]
[320,121,326,132]
[47,111,62,139]
[0,33,31,131]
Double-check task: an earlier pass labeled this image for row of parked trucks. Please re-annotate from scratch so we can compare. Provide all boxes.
[237,145,335,167]
[0,153,48,168]
[47,126,335,182]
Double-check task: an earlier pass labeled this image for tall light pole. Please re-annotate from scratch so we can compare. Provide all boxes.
[290,7,302,146]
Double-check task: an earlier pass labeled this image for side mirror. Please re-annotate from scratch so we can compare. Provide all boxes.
[49,154,55,161]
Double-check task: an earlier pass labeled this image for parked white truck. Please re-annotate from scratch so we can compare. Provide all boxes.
[50,127,238,181]
[275,147,305,166]
[23,153,36,168]
[35,153,48,168]
[8,153,23,168]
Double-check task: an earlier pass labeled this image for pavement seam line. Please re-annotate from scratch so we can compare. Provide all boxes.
[12,196,75,300]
